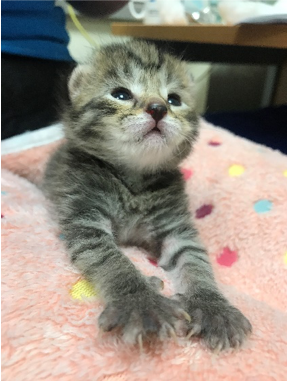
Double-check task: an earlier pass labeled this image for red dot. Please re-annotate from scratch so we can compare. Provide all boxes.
[208,141,221,146]
[181,168,193,181]
[216,247,238,267]
[195,204,213,219]
[148,258,158,267]
[1,214,4,219]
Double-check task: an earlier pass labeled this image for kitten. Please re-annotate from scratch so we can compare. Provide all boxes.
[43,40,251,351]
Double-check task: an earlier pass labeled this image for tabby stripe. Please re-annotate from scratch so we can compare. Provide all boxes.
[180,259,212,275]
[77,122,103,140]
[155,218,188,237]
[70,241,105,260]
[69,199,111,221]
[179,263,214,280]
[68,225,111,237]
[81,99,117,117]
[187,253,210,266]
[164,245,206,271]
[90,205,111,220]
[84,252,118,276]
[152,207,181,223]
[67,233,109,248]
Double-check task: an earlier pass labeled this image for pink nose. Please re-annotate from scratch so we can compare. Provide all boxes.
[146,103,167,122]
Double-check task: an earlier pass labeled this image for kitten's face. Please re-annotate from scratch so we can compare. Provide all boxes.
[66,41,198,172]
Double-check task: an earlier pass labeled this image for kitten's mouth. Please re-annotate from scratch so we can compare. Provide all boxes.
[150,127,161,133]
[144,125,162,137]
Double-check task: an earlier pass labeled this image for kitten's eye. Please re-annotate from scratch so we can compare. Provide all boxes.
[168,93,181,106]
[111,88,132,101]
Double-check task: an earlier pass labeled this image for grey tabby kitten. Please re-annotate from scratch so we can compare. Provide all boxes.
[43,40,251,351]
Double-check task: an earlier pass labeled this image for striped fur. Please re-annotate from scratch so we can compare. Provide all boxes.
[43,40,251,350]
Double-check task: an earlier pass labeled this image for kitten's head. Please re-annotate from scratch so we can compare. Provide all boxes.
[65,40,198,173]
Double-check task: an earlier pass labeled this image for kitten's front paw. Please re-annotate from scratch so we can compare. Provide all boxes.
[179,291,252,351]
[98,290,190,346]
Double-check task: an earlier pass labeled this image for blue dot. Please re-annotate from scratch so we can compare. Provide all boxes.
[254,199,273,214]
[59,234,65,240]
[1,191,7,195]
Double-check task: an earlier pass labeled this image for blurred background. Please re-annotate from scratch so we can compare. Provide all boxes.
[64,0,282,115]
[2,0,286,152]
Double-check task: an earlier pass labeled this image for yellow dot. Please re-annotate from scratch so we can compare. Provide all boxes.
[228,164,245,177]
[283,170,287,177]
[70,279,97,300]
[284,252,287,266]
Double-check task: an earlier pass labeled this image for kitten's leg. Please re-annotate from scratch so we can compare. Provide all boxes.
[62,214,189,344]
[158,224,252,351]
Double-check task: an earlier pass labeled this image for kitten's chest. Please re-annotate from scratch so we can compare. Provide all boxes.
[113,181,159,248]
[113,172,156,213]
[117,212,154,247]
[107,169,181,250]
[122,191,155,213]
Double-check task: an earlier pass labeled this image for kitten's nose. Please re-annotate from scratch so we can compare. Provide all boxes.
[146,102,167,122]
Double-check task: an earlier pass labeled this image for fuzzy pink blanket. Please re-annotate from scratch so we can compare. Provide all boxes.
[2,120,287,381]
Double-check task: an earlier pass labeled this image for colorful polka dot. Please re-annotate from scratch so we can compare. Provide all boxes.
[208,141,221,146]
[228,164,245,177]
[283,170,287,177]
[148,258,158,267]
[1,191,7,195]
[70,279,97,300]
[59,233,65,240]
[216,247,238,267]
[196,204,213,219]
[253,199,273,214]
[181,168,193,181]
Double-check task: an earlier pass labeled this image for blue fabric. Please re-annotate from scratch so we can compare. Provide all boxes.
[204,105,287,154]
[1,0,73,61]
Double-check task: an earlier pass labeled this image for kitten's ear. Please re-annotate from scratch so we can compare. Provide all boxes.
[68,64,92,101]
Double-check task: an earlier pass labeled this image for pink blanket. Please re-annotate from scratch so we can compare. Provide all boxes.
[2,120,287,381]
